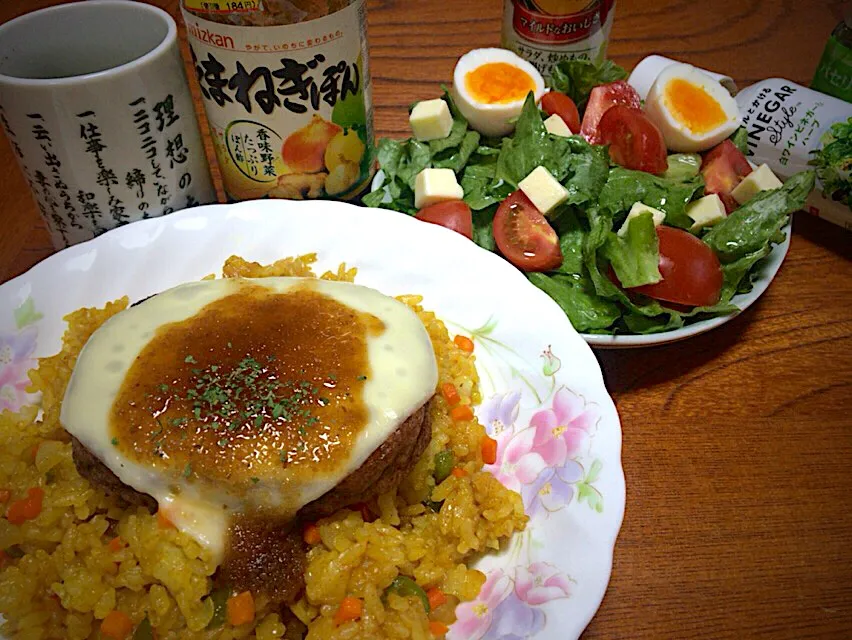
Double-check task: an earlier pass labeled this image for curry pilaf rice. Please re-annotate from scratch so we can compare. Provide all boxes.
[0,254,527,639]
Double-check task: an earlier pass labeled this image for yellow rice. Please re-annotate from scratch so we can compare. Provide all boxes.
[0,254,527,639]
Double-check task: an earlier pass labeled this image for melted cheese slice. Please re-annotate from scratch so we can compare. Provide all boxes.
[61,278,438,560]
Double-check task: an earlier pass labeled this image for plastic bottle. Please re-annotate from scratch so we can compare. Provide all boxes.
[181,0,375,203]
[501,0,616,80]
[812,13,852,103]
[631,56,852,231]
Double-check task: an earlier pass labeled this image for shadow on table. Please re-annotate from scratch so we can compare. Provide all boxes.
[590,305,758,397]
[793,212,852,261]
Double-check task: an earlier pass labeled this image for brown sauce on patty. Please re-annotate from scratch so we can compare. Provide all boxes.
[109,279,384,505]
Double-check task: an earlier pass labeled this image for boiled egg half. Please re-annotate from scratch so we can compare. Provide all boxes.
[644,63,741,153]
[453,48,545,137]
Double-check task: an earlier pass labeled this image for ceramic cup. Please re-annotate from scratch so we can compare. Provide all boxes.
[0,0,216,249]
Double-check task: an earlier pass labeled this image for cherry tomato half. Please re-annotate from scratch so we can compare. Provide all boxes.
[415,201,473,240]
[701,140,753,213]
[580,80,641,144]
[597,105,668,175]
[540,91,580,133]
[492,191,562,272]
[629,226,723,307]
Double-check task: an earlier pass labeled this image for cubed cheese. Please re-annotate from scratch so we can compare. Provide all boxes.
[414,168,464,209]
[686,194,727,231]
[518,166,568,215]
[544,114,572,138]
[731,163,783,205]
[617,202,666,236]
[409,98,454,141]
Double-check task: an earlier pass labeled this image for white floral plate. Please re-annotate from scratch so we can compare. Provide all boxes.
[0,200,624,640]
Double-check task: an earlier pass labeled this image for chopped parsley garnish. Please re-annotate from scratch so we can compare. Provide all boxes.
[183,463,192,478]
[111,437,119,446]
[251,477,260,484]
[357,375,367,381]
[148,354,329,456]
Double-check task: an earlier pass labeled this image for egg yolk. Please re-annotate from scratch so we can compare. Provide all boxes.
[465,62,536,104]
[664,78,728,134]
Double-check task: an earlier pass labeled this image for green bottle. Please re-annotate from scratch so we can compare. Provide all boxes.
[812,14,852,103]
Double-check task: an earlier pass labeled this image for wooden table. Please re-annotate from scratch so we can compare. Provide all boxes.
[1,1,850,638]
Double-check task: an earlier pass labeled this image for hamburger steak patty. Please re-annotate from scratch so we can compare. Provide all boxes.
[71,401,433,515]
[69,399,434,600]
[71,437,158,512]
[299,400,433,520]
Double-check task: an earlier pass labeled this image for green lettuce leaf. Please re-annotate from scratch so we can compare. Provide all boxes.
[703,170,815,262]
[562,142,610,206]
[394,140,432,188]
[361,186,387,208]
[493,93,609,209]
[598,167,704,229]
[551,207,586,275]
[663,153,702,181]
[549,58,628,111]
[461,161,512,211]
[428,91,481,171]
[601,211,661,288]
[361,137,431,213]
[427,91,468,154]
[528,272,621,332]
[471,206,497,252]
[719,245,771,302]
[366,92,480,213]
[495,94,568,187]
[432,130,480,172]
[729,127,750,156]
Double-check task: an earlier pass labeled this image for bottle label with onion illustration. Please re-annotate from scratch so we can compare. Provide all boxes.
[501,0,615,79]
[182,0,374,202]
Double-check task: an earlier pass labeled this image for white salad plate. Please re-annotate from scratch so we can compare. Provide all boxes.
[370,170,792,350]
[583,221,791,349]
[0,200,625,640]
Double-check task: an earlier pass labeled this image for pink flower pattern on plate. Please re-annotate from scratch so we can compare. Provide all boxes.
[515,562,573,606]
[528,387,596,468]
[456,367,603,638]
[451,569,513,640]
[0,326,37,413]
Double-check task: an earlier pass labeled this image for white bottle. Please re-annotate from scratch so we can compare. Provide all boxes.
[630,56,852,231]
[736,78,852,230]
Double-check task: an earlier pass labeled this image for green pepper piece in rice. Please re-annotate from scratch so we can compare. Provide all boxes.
[206,586,231,629]
[132,616,154,640]
[433,450,455,484]
[384,575,430,613]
